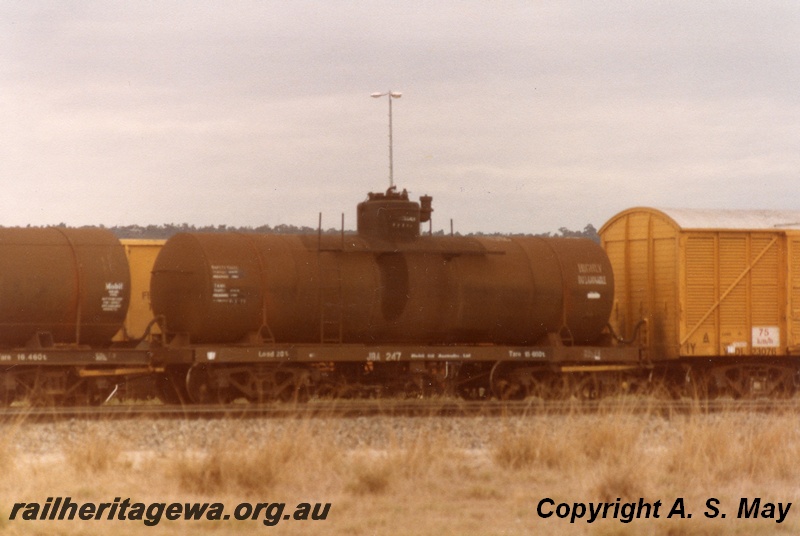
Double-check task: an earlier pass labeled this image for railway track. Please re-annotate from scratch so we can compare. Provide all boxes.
[3,397,800,421]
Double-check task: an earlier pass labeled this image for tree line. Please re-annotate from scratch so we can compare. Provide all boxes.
[104,223,599,242]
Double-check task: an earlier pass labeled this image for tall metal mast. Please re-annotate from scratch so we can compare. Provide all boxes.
[370,90,402,188]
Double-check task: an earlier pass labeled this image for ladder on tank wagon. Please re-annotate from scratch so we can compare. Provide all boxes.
[317,212,346,344]
[319,254,344,344]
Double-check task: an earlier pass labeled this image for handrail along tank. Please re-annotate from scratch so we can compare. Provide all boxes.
[150,187,614,346]
[0,227,131,347]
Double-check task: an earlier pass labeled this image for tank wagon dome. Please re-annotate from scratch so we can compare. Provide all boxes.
[356,186,432,242]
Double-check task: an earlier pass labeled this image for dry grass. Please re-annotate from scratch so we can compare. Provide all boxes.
[667,413,800,483]
[169,419,345,495]
[0,406,798,535]
[62,431,127,475]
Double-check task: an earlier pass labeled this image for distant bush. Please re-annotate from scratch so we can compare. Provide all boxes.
[108,223,599,240]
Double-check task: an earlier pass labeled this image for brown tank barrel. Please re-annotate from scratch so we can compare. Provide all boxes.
[376,236,613,344]
[151,232,613,346]
[150,233,380,344]
[0,227,130,347]
[503,237,614,344]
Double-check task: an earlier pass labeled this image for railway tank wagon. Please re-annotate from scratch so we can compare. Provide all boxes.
[150,188,640,403]
[12,197,800,405]
[0,228,159,404]
[600,207,800,397]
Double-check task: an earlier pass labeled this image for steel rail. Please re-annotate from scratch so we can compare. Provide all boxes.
[2,397,800,421]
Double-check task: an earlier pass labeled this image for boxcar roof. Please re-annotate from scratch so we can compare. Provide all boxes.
[604,207,800,232]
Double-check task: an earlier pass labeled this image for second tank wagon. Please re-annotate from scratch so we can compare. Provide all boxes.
[150,188,616,348]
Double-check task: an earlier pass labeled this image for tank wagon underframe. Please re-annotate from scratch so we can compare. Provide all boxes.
[0,338,641,405]
[151,342,643,404]
[151,345,800,403]
[173,343,638,364]
[1,344,799,404]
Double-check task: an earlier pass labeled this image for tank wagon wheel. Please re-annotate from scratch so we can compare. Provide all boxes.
[155,367,192,405]
[184,364,312,404]
[399,373,439,399]
[238,367,274,403]
[511,370,559,401]
[313,363,370,399]
[531,372,565,400]
[603,372,650,397]
[567,373,601,401]
[185,364,234,404]
[489,362,564,400]
[314,378,357,399]
[495,380,526,400]
[229,365,309,403]
[489,361,526,400]
[452,363,492,400]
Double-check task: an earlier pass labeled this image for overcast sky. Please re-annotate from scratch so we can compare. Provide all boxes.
[2,1,799,234]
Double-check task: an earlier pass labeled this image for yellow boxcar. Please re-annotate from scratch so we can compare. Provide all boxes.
[600,208,800,361]
[113,239,165,343]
